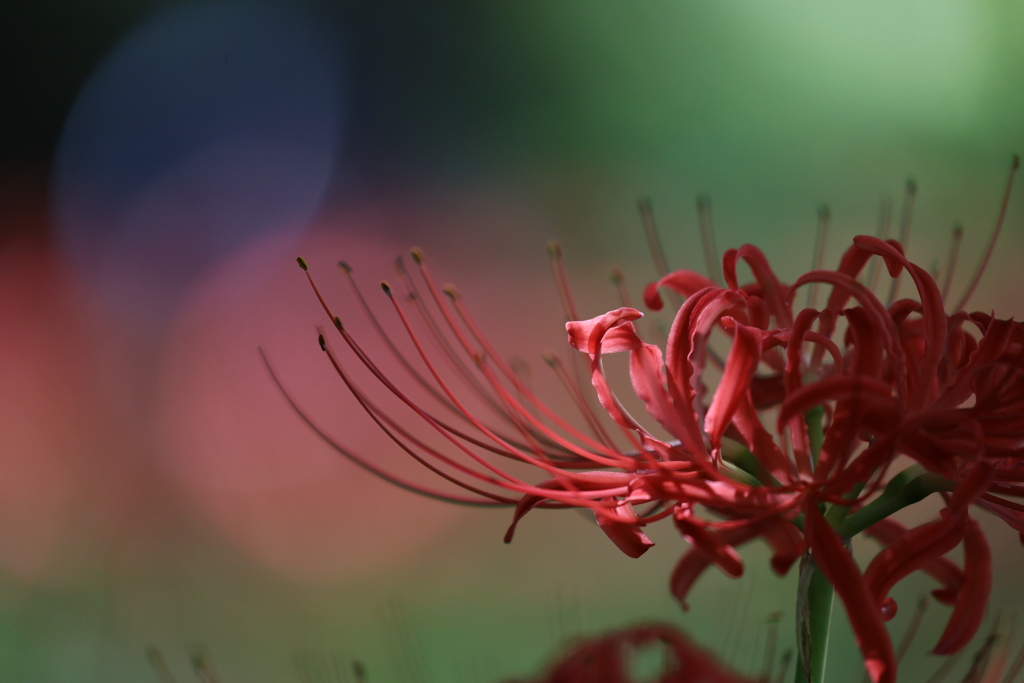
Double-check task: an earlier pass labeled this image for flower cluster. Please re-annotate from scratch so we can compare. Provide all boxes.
[288,159,1021,683]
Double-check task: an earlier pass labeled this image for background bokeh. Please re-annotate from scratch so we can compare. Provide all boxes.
[2,1,1023,681]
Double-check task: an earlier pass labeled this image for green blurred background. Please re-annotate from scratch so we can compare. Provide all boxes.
[2,1,1023,681]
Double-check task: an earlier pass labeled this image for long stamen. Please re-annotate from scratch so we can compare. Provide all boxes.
[471,327,643,463]
[952,154,1020,313]
[306,258,565,460]
[638,197,674,282]
[638,197,725,368]
[761,612,783,683]
[896,596,928,664]
[302,262,595,487]
[959,632,999,683]
[941,223,964,306]
[393,256,520,424]
[396,259,582,458]
[547,240,600,417]
[147,649,178,683]
[337,260,470,423]
[377,284,549,482]
[609,267,631,308]
[998,633,1024,683]
[774,650,794,683]
[333,331,583,467]
[806,204,831,310]
[547,241,579,322]
[382,278,633,478]
[544,350,619,451]
[332,317,624,506]
[192,654,220,683]
[262,345,510,506]
[697,193,723,286]
[925,651,966,683]
[508,356,543,423]
[865,196,892,292]
[478,357,561,464]
[329,345,541,502]
[412,250,633,461]
[886,178,917,306]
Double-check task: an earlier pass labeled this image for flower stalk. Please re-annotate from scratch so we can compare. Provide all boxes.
[797,555,836,683]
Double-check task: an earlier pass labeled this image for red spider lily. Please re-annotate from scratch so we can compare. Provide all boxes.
[285,157,1021,683]
[512,616,1024,683]
[510,623,759,683]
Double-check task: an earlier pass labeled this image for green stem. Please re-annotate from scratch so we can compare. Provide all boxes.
[793,406,836,683]
[840,469,953,538]
[805,406,826,468]
[796,555,835,683]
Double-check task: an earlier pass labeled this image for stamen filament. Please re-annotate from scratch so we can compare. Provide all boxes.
[697,193,723,286]
[952,154,1020,313]
[414,252,634,461]
[886,179,917,306]
[260,346,509,506]
[609,267,631,308]
[940,223,964,307]
[865,197,892,293]
[806,204,831,311]
[544,350,620,451]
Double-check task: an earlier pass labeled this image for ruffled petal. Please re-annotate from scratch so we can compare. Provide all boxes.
[566,307,644,354]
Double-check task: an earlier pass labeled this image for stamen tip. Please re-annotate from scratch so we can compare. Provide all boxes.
[333,316,343,331]
[296,256,308,271]
[542,349,559,366]
[953,222,964,238]
[608,267,624,284]
[442,284,459,300]
[318,334,326,350]
[1013,153,1020,170]
[410,247,425,265]
[818,203,830,219]
[905,177,917,194]
[380,281,393,297]
[337,260,352,273]
[546,240,563,258]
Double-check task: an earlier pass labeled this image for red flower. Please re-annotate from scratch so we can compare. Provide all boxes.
[286,158,1021,683]
[514,623,758,683]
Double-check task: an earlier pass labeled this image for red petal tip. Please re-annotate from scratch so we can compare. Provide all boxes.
[643,282,665,311]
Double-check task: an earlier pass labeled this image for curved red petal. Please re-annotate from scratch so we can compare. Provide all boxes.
[565,307,644,354]
[705,321,762,449]
[595,502,655,558]
[932,518,992,655]
[670,525,759,610]
[805,502,895,683]
[644,270,717,311]
[863,518,964,604]
[777,375,898,434]
[629,342,691,441]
